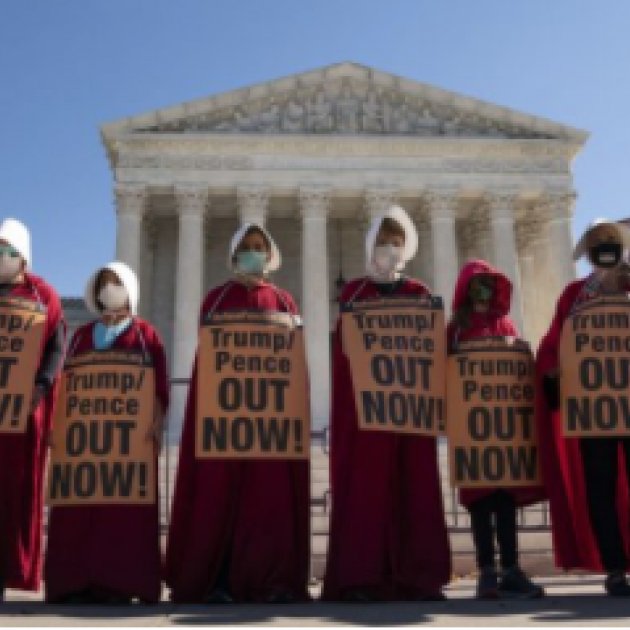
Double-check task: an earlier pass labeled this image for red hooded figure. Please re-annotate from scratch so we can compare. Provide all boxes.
[165,223,310,604]
[45,262,170,604]
[0,219,65,595]
[536,219,630,596]
[447,260,545,599]
[322,206,451,602]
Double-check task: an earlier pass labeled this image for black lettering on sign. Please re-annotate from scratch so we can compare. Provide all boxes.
[0,357,18,388]
[202,416,301,454]
[454,445,539,484]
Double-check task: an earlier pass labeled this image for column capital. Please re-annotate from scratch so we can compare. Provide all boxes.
[484,190,519,222]
[174,184,208,218]
[299,186,331,219]
[237,184,269,224]
[424,189,460,221]
[543,190,577,221]
[114,183,147,217]
[515,218,546,251]
[364,186,399,219]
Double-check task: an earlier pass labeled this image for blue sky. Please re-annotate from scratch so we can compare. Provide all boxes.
[1,0,628,295]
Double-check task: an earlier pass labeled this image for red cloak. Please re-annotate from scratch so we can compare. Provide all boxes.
[44,318,170,603]
[165,280,310,603]
[0,273,64,591]
[322,277,452,601]
[447,259,546,509]
[536,276,630,572]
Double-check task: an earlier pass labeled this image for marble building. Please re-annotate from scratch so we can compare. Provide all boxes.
[99,62,587,441]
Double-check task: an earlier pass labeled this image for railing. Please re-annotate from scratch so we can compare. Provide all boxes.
[43,379,550,537]
[158,380,550,535]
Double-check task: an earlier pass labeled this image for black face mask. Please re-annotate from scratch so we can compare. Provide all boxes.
[590,242,623,269]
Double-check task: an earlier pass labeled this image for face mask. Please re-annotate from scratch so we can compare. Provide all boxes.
[98,283,128,311]
[93,318,132,351]
[235,250,267,275]
[590,242,623,269]
[373,245,404,277]
[469,280,494,303]
[0,254,22,282]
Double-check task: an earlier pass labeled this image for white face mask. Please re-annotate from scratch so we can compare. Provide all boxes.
[0,255,23,282]
[98,283,128,311]
[372,244,404,279]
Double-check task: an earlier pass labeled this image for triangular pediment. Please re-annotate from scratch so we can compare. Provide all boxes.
[101,62,588,144]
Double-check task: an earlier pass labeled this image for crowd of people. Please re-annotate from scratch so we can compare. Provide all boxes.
[1,207,630,606]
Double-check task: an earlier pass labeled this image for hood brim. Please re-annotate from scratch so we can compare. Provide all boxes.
[84,261,139,316]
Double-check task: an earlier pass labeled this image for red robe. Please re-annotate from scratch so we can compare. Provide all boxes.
[0,273,64,591]
[536,276,630,572]
[44,318,170,603]
[165,280,310,603]
[322,277,451,601]
[447,259,546,509]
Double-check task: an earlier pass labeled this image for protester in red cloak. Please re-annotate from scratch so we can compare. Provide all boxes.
[536,219,630,597]
[0,219,65,599]
[45,262,169,605]
[447,259,545,599]
[166,223,310,604]
[322,205,451,602]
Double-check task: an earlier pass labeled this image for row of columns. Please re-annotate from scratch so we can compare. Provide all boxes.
[115,183,576,440]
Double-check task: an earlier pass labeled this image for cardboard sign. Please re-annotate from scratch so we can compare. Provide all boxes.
[560,294,630,437]
[47,350,156,505]
[341,295,446,436]
[196,310,310,459]
[0,297,46,434]
[446,337,541,488]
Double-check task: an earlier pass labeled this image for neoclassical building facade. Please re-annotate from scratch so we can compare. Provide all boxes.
[100,62,587,440]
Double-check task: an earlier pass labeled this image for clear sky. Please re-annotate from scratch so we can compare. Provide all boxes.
[1,0,628,295]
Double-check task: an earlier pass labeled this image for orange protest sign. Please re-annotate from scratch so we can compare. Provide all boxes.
[446,337,541,488]
[47,350,156,506]
[340,295,446,436]
[196,310,310,459]
[560,294,630,437]
[0,297,46,434]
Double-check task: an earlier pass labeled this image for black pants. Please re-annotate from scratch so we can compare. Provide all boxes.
[470,490,518,570]
[579,437,630,572]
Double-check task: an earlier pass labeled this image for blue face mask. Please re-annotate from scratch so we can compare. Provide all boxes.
[93,318,132,350]
[235,250,267,275]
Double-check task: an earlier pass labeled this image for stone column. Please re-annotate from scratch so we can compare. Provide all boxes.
[237,185,269,226]
[414,211,434,288]
[115,183,146,277]
[546,192,577,298]
[299,186,331,431]
[487,192,525,335]
[169,185,207,443]
[516,214,545,345]
[427,192,460,318]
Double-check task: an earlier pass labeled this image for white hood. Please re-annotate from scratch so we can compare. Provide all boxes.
[84,261,139,316]
[228,222,281,274]
[0,218,31,269]
[365,205,418,277]
[573,218,630,261]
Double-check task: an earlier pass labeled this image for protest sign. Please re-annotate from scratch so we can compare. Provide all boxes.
[196,310,310,459]
[0,297,46,434]
[446,337,541,488]
[341,295,446,436]
[560,294,630,437]
[47,350,156,505]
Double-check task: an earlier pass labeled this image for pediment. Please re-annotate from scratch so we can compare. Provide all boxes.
[101,62,588,144]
